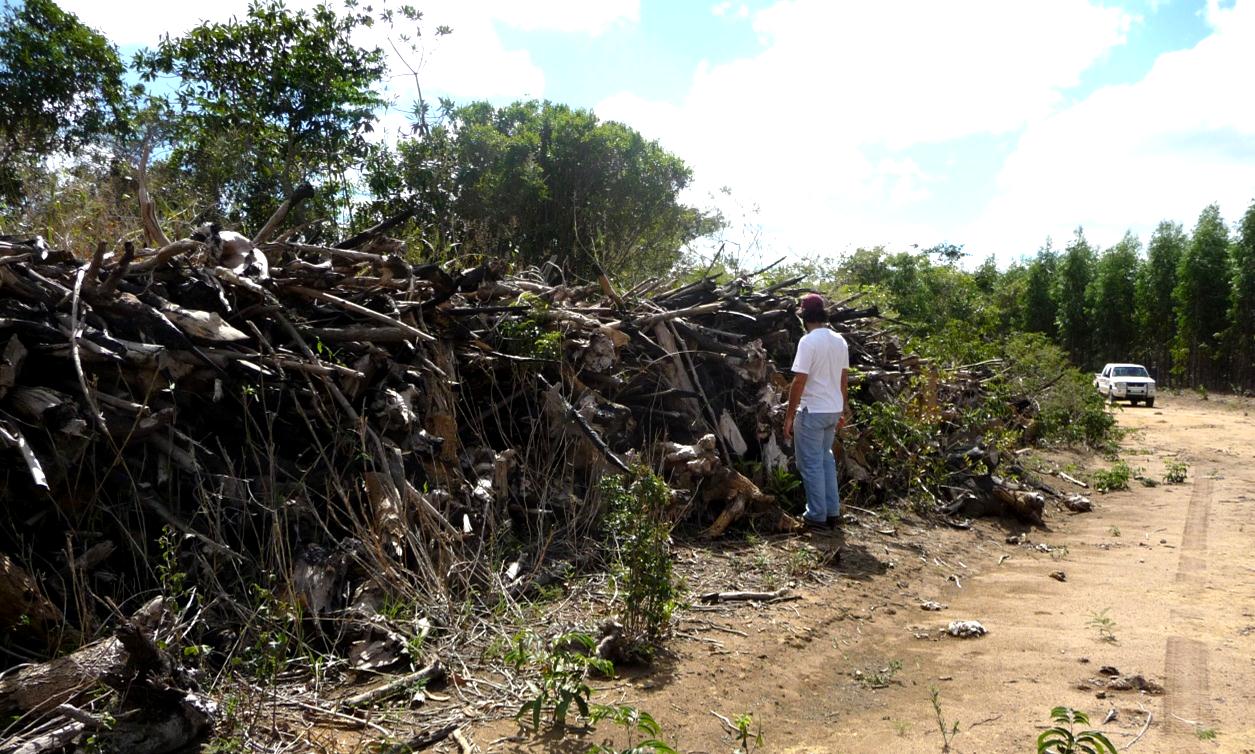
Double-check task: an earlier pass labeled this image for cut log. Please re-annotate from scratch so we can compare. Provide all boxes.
[337,660,444,709]
[0,554,66,650]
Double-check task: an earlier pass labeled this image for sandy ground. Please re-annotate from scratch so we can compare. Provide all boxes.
[472,393,1255,753]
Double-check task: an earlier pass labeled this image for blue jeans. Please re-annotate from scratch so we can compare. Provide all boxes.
[795,409,841,523]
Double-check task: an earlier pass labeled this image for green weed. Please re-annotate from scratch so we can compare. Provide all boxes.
[1092,461,1133,493]
[1087,608,1118,643]
[1164,459,1188,484]
[587,704,679,753]
[506,630,613,731]
[156,525,188,608]
[731,712,764,753]
[930,687,961,753]
[1036,706,1117,753]
[786,546,820,578]
[854,659,903,689]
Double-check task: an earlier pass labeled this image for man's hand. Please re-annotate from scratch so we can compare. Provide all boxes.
[784,414,794,441]
[838,413,846,430]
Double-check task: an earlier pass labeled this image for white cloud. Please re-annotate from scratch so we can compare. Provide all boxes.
[396,2,547,102]
[597,0,1134,261]
[712,2,750,19]
[56,0,246,46]
[487,0,639,35]
[56,0,637,104]
[972,0,1255,259]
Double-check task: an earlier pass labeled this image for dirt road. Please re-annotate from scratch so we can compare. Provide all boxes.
[478,394,1255,753]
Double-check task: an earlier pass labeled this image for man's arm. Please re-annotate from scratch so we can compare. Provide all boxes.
[838,368,849,429]
[784,372,808,440]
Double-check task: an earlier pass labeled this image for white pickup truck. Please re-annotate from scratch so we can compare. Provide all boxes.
[1094,363,1156,406]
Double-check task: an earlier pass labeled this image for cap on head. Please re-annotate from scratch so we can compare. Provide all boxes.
[799,293,827,322]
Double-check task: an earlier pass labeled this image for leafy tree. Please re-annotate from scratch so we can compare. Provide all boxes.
[1227,200,1255,388]
[0,0,129,205]
[135,0,391,232]
[369,100,720,278]
[972,254,1000,294]
[991,261,1029,333]
[1088,232,1140,365]
[1021,241,1058,335]
[1134,221,1186,384]
[838,247,994,334]
[839,246,893,288]
[1053,229,1097,368]
[1173,204,1231,386]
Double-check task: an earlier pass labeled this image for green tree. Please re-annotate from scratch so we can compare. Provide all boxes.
[992,262,1029,333]
[1134,221,1186,384]
[1227,200,1255,389]
[838,247,993,332]
[1054,229,1097,368]
[1173,204,1231,386]
[0,0,129,205]
[369,100,719,278]
[1088,232,1140,365]
[135,0,391,232]
[1021,241,1058,335]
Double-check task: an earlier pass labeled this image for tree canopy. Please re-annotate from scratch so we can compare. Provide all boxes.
[1054,229,1096,368]
[1173,204,1230,384]
[134,0,390,232]
[0,0,129,204]
[368,100,720,279]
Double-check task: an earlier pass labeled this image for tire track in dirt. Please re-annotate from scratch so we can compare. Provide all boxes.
[1165,473,1214,739]
[1176,475,1213,580]
[1174,476,1204,552]
[1163,636,1212,736]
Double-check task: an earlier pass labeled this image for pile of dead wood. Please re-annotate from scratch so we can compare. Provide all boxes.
[0,210,1072,749]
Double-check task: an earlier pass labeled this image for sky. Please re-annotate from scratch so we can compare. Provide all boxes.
[53,0,1255,267]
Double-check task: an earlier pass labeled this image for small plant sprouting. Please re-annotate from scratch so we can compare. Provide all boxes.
[786,546,820,578]
[1087,608,1118,643]
[1195,726,1218,741]
[732,712,764,753]
[156,525,188,607]
[506,630,613,732]
[1108,526,1121,537]
[1036,706,1117,753]
[1164,459,1189,484]
[587,704,679,754]
[762,466,803,512]
[930,687,960,753]
[854,659,903,689]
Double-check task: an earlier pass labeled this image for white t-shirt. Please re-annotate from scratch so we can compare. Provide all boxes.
[790,327,850,413]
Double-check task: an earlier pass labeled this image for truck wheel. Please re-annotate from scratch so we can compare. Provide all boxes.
[1145,398,1155,408]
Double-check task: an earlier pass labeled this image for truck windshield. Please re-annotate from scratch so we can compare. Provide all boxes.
[1113,366,1149,378]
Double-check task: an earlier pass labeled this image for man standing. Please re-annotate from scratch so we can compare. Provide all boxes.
[783,293,850,531]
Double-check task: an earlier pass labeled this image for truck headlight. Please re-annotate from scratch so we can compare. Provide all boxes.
[1115,382,1126,391]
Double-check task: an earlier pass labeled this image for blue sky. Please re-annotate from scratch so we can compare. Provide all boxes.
[59,0,1255,267]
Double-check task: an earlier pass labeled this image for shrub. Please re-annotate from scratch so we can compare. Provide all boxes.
[600,471,682,655]
[1164,459,1188,484]
[1092,461,1132,493]
[1000,334,1118,450]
